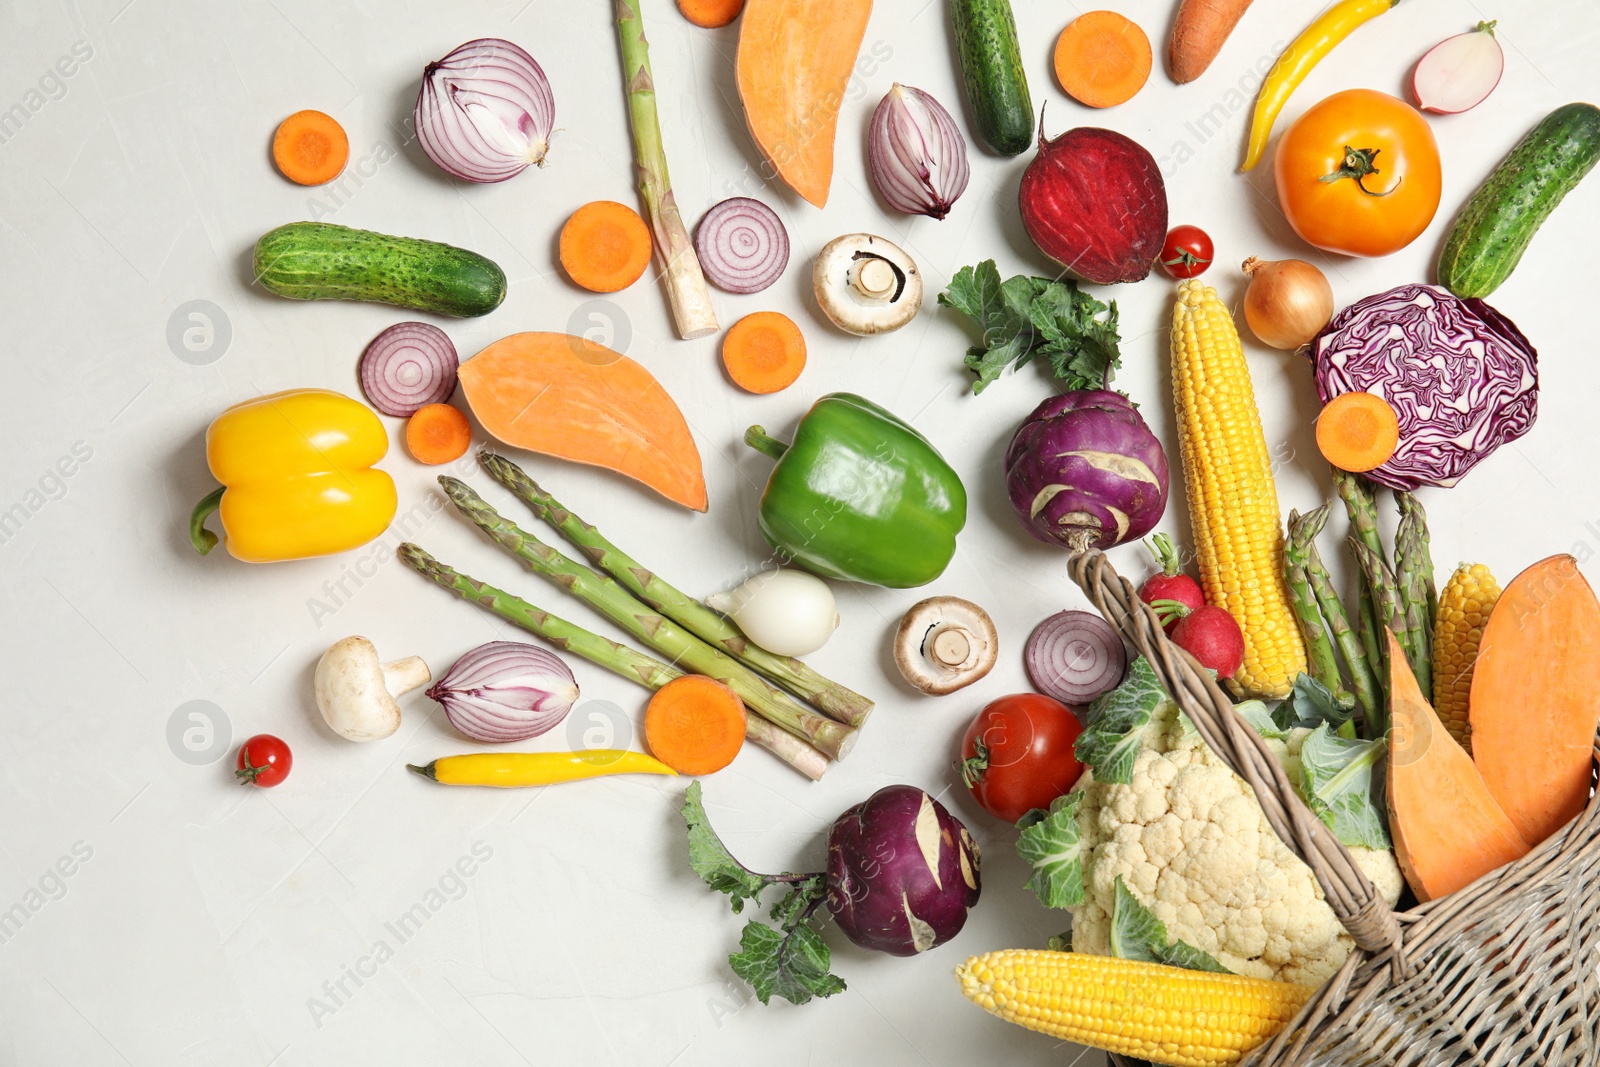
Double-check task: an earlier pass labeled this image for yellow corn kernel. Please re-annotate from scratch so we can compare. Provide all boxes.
[956,950,1313,1067]
[1432,562,1501,753]
[1170,280,1306,698]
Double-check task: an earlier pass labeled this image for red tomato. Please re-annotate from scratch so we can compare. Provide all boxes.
[1159,225,1214,279]
[959,694,1084,823]
[236,734,292,787]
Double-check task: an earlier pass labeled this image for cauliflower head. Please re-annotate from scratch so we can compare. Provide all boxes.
[1069,697,1403,987]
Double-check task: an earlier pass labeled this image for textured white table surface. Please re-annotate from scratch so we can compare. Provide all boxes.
[2,1,1597,1064]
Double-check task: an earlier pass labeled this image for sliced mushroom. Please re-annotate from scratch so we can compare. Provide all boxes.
[813,233,923,336]
[314,636,431,742]
[894,597,998,695]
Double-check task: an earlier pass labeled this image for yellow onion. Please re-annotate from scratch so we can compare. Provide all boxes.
[1241,257,1335,350]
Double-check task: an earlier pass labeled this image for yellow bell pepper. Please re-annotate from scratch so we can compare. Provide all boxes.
[189,389,397,563]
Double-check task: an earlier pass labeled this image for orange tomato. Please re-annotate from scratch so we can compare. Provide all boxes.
[1273,89,1442,258]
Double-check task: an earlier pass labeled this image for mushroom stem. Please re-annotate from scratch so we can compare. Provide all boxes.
[849,256,897,299]
[926,625,974,670]
[382,656,432,698]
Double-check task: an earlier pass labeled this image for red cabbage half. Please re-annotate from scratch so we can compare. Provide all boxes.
[1310,284,1537,490]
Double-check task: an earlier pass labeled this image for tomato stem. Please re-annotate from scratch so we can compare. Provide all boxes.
[958,736,991,788]
[236,759,270,784]
[1318,145,1402,198]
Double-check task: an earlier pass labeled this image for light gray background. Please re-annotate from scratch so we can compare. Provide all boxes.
[2,0,1596,1064]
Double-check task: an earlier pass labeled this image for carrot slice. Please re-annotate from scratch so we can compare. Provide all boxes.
[406,403,472,465]
[646,675,748,775]
[1054,11,1154,109]
[272,109,349,186]
[559,201,654,293]
[1316,391,1400,473]
[678,0,745,27]
[722,311,806,394]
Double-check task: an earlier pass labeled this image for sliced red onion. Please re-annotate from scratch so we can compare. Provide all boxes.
[693,198,789,294]
[415,38,554,183]
[359,322,458,417]
[427,641,579,743]
[868,84,971,221]
[1025,610,1126,706]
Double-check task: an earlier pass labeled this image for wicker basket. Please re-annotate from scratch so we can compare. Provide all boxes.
[1067,549,1600,1067]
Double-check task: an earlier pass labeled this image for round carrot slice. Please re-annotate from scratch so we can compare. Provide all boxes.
[272,109,349,186]
[559,201,654,293]
[1316,391,1400,473]
[721,311,806,394]
[645,675,747,776]
[1054,11,1153,109]
[406,403,472,465]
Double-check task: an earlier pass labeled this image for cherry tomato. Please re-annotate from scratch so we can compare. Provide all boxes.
[958,694,1084,823]
[1159,225,1214,279]
[1273,89,1441,258]
[236,734,292,787]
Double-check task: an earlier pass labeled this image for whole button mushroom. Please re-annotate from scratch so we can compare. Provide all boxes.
[812,233,923,335]
[314,636,432,741]
[894,597,998,695]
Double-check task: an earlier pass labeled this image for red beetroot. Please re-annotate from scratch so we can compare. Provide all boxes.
[1018,118,1168,285]
[1167,605,1245,679]
[1138,534,1204,634]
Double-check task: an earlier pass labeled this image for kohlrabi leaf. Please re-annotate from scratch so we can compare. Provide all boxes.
[1235,699,1289,740]
[683,781,785,912]
[1274,672,1355,736]
[1109,876,1231,974]
[728,920,846,1006]
[1076,657,1169,785]
[1297,723,1392,851]
[1015,792,1085,909]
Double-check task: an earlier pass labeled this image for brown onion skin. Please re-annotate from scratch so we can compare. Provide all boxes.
[1242,257,1335,349]
[1018,123,1167,285]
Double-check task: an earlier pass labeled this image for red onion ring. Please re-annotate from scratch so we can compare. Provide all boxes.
[1024,610,1126,706]
[693,197,790,294]
[359,322,458,417]
[415,38,554,184]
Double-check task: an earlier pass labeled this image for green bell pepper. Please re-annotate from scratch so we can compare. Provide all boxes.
[744,393,967,588]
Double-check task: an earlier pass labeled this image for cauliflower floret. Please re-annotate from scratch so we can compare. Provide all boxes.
[1070,699,1403,986]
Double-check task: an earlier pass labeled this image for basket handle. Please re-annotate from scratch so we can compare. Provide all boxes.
[1067,549,1404,958]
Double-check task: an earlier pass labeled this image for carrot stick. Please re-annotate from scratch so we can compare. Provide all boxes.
[646,675,748,775]
[1316,392,1399,474]
[677,0,744,28]
[1053,11,1153,109]
[1167,0,1256,84]
[721,311,806,394]
[272,110,349,186]
[406,403,472,465]
[559,200,654,293]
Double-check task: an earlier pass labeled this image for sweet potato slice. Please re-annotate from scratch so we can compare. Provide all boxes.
[457,333,707,511]
[1470,554,1600,845]
[1387,630,1529,903]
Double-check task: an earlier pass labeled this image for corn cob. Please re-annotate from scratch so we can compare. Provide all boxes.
[956,950,1313,1066]
[1170,280,1306,697]
[1432,563,1501,753]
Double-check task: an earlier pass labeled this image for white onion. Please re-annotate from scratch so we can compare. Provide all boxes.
[705,570,839,657]
[427,641,578,742]
[415,39,554,183]
[867,84,971,220]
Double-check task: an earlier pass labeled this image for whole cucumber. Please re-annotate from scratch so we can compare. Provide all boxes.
[253,222,507,317]
[951,0,1034,157]
[1437,102,1600,299]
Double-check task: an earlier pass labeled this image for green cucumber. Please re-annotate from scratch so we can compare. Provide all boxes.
[253,222,507,318]
[951,0,1033,157]
[1437,102,1600,299]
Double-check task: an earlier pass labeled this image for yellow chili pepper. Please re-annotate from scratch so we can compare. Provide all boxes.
[407,751,678,787]
[1241,0,1403,171]
[189,389,397,563]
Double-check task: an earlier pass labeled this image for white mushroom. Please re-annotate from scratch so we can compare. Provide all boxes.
[893,597,998,696]
[812,233,923,335]
[314,636,431,742]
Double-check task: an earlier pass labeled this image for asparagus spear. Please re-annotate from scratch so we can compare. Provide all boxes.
[1292,505,1382,733]
[1398,493,1437,632]
[1332,469,1385,671]
[1283,509,1348,703]
[479,451,873,727]
[1348,535,1410,672]
[440,478,857,761]
[615,0,717,340]
[397,543,830,781]
[1394,507,1434,702]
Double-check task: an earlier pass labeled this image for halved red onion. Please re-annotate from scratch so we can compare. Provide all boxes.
[415,38,554,183]
[1024,610,1126,706]
[359,322,458,417]
[868,84,971,220]
[693,197,789,294]
[427,641,579,743]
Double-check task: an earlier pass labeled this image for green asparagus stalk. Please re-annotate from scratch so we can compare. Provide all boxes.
[440,478,857,761]
[1283,509,1348,703]
[479,450,873,728]
[1332,469,1385,671]
[1292,505,1382,733]
[1394,509,1434,702]
[397,543,830,781]
[1348,535,1410,675]
[1398,493,1437,632]
[615,0,717,340]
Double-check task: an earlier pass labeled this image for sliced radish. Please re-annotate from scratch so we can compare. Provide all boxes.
[1412,21,1504,115]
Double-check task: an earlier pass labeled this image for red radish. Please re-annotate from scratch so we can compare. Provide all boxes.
[1412,22,1503,115]
[1139,534,1204,634]
[1157,602,1245,679]
[1018,116,1168,285]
